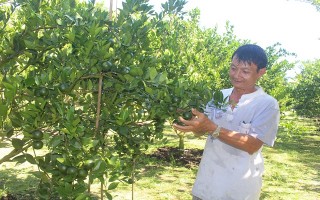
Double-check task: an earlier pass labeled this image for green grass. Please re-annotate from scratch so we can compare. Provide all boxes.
[260,113,320,200]
[0,113,319,200]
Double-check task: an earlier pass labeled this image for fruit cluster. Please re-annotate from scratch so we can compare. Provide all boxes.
[168,95,196,126]
[31,130,44,149]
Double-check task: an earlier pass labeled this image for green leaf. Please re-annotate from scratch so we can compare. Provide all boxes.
[115,83,124,92]
[72,117,81,126]
[56,157,65,163]
[71,140,82,149]
[56,18,63,25]
[32,171,50,181]
[73,184,87,196]
[144,85,153,95]
[51,135,63,148]
[2,82,15,90]
[156,71,168,84]
[65,32,75,42]
[88,79,93,91]
[109,175,119,182]
[24,77,35,87]
[25,153,37,164]
[12,154,26,164]
[61,128,70,134]
[67,106,75,121]
[12,138,24,149]
[6,127,14,138]
[213,91,224,104]
[107,182,119,190]
[108,156,119,167]
[93,159,107,173]
[54,102,64,116]
[117,108,129,125]
[119,126,129,135]
[105,191,113,200]
[75,193,88,200]
[2,81,17,102]
[148,67,158,80]
[0,104,8,117]
[24,40,36,49]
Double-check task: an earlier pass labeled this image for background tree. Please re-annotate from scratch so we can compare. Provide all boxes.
[302,0,320,11]
[259,43,296,111]
[290,59,320,126]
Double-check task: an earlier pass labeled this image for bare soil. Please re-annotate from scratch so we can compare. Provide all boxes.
[148,146,203,168]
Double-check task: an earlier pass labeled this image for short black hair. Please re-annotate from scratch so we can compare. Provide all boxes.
[231,44,268,70]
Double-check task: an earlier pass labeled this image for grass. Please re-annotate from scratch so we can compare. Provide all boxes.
[0,113,319,200]
[260,113,320,200]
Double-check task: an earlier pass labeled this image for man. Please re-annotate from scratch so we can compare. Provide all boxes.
[173,44,280,200]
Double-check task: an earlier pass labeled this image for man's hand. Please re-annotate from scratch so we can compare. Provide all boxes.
[172,108,217,136]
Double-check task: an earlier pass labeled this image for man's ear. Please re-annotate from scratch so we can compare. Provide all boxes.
[258,68,266,78]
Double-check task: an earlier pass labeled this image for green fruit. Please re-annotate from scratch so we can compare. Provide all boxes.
[67,166,78,176]
[58,164,68,174]
[180,66,186,72]
[172,96,181,104]
[34,88,41,97]
[83,160,94,170]
[58,83,69,93]
[31,130,43,140]
[123,66,131,74]
[109,38,116,46]
[182,111,193,120]
[198,107,204,113]
[173,119,184,126]
[38,87,49,97]
[128,178,134,184]
[78,169,88,179]
[32,140,44,149]
[102,61,112,70]
[168,106,176,113]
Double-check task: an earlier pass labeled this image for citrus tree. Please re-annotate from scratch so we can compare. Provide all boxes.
[260,43,296,111]
[152,5,248,150]
[290,59,320,123]
[0,0,296,199]
[0,0,215,199]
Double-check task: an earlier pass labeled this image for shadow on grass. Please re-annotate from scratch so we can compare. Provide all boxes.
[275,133,320,168]
[0,167,39,200]
[0,141,12,149]
[262,118,320,199]
[275,135,320,193]
[0,165,100,200]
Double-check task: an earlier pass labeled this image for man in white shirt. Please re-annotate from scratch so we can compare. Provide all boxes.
[173,44,280,200]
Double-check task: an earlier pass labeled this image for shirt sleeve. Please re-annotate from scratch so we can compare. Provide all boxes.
[250,99,280,147]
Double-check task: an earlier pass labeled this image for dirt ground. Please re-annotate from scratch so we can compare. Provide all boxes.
[148,146,203,168]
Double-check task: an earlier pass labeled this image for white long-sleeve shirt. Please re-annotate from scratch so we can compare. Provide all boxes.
[192,87,280,200]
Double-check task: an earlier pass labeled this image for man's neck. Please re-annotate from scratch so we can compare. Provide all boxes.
[233,86,256,97]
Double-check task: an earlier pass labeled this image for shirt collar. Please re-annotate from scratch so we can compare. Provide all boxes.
[238,86,264,102]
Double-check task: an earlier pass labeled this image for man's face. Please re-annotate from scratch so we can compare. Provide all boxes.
[229,56,266,91]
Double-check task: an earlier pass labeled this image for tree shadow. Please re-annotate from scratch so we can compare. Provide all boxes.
[0,141,12,149]
[0,165,101,200]
[0,167,38,200]
[262,123,320,198]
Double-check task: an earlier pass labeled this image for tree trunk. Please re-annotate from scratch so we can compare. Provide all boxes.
[178,134,184,151]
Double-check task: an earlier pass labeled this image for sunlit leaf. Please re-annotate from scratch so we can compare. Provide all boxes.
[107,182,119,190]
